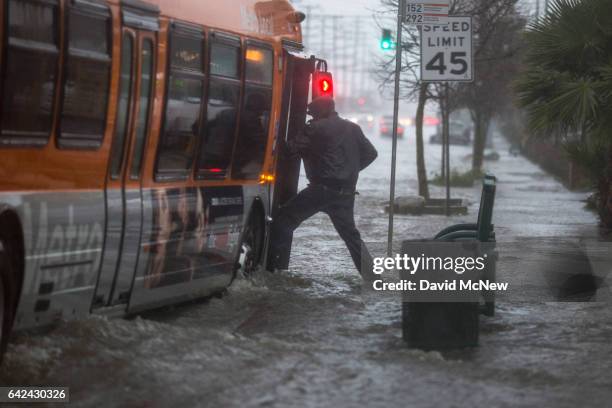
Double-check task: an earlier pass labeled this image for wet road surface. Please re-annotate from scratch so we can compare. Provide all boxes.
[1,126,611,408]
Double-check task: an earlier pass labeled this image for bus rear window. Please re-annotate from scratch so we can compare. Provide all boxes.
[0,0,59,146]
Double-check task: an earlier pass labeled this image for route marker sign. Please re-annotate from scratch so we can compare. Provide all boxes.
[405,0,449,25]
[420,16,473,82]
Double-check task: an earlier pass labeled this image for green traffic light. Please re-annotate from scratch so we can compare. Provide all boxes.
[381,28,393,51]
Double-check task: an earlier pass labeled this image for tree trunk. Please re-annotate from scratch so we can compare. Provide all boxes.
[472,110,491,172]
[415,83,430,199]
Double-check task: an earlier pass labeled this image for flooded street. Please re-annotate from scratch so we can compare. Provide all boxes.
[2,127,611,408]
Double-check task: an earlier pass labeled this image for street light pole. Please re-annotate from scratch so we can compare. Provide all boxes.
[387,0,405,257]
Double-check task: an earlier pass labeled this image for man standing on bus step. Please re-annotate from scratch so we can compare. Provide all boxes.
[269,96,378,282]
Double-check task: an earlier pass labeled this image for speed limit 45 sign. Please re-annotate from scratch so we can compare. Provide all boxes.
[420,16,473,82]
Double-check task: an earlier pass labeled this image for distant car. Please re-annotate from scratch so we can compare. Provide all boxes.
[380,115,405,138]
[347,114,375,132]
[357,114,375,131]
[429,121,471,145]
[429,130,471,146]
[423,115,440,126]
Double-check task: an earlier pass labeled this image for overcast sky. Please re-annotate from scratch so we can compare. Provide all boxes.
[292,0,538,17]
[291,0,384,17]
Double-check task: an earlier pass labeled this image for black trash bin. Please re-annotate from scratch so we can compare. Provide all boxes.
[401,175,497,350]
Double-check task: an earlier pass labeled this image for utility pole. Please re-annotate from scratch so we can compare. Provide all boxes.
[302,13,373,101]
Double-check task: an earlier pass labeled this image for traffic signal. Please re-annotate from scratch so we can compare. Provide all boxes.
[381,29,393,50]
[312,70,334,99]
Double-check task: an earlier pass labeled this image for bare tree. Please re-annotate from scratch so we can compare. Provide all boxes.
[455,1,525,171]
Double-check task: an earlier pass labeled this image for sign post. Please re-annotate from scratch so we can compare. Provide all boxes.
[443,83,450,215]
[387,0,405,257]
[420,16,473,215]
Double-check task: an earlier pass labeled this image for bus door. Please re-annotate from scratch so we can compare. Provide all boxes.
[93,5,159,310]
[267,47,314,270]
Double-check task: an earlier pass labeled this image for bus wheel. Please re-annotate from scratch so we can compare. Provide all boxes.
[236,213,264,278]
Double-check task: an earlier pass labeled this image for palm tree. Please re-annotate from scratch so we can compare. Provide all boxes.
[516,0,612,228]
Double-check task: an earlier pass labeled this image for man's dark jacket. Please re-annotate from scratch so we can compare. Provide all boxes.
[288,113,378,190]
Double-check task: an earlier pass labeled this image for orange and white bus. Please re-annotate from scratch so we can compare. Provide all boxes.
[0,0,327,358]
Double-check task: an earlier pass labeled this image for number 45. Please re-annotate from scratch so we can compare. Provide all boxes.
[426,52,468,76]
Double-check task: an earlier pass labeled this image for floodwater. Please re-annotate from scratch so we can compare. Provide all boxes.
[1,124,611,408]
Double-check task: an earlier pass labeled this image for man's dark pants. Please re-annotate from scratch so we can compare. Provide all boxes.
[270,184,374,280]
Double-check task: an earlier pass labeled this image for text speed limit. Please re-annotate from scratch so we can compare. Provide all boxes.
[420,16,473,82]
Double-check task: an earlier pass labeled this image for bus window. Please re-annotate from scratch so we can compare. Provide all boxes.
[110,34,134,179]
[210,43,239,78]
[130,39,154,179]
[196,39,241,179]
[245,47,273,85]
[232,44,273,179]
[58,3,111,149]
[171,36,203,72]
[0,0,59,146]
[156,30,205,179]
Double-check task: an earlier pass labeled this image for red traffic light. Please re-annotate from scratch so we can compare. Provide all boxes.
[321,79,331,93]
[312,71,334,99]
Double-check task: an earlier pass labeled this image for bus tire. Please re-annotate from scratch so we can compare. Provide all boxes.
[235,208,265,279]
[0,243,16,365]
